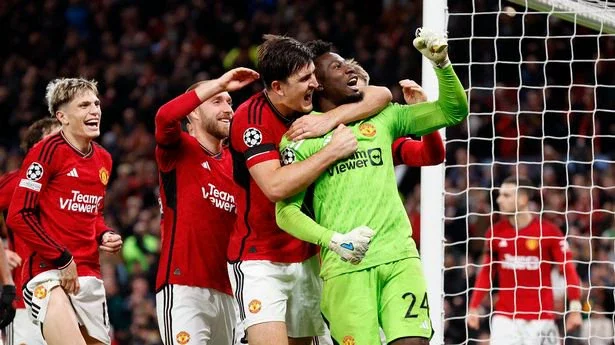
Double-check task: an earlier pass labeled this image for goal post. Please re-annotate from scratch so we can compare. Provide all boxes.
[420,1,447,344]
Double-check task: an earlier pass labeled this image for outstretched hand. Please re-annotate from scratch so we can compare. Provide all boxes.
[218,68,260,92]
[399,79,428,105]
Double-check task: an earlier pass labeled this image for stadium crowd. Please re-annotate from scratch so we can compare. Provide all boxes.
[0,0,612,344]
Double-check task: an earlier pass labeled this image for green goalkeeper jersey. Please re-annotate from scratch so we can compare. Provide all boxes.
[276,65,467,280]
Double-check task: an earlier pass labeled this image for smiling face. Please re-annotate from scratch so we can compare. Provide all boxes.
[314,52,363,106]
[56,90,102,140]
[277,62,319,113]
[191,91,233,139]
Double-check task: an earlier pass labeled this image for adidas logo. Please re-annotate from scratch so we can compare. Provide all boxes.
[420,320,429,330]
[67,168,79,178]
[201,161,211,170]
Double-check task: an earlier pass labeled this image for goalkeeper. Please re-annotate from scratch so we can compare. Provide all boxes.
[276,29,468,345]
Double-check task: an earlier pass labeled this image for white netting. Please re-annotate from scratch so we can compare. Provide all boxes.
[443,1,615,344]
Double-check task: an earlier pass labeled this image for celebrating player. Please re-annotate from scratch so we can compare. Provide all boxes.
[0,117,60,345]
[467,176,582,344]
[276,28,468,345]
[347,58,446,168]
[228,34,392,345]
[154,67,259,345]
[7,78,122,345]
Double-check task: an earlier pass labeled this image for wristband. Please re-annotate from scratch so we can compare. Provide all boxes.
[569,300,582,312]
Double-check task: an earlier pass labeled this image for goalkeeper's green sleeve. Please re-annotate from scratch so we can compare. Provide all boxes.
[276,195,334,248]
[403,64,469,136]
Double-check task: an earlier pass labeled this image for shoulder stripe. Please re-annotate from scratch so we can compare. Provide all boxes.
[38,135,64,165]
[248,97,257,124]
[248,97,265,125]
[257,98,265,125]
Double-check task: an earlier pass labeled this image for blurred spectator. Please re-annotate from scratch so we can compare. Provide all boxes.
[0,1,613,344]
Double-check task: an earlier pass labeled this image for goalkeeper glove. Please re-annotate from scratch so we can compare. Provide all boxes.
[328,226,375,264]
[0,285,16,328]
[413,27,450,68]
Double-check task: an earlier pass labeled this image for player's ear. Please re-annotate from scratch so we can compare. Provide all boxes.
[55,111,68,126]
[517,191,528,207]
[271,80,284,97]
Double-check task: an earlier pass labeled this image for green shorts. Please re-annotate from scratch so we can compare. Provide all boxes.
[321,257,433,344]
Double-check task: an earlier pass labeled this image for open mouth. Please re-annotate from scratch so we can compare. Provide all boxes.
[347,76,359,91]
[84,119,99,131]
[303,91,313,103]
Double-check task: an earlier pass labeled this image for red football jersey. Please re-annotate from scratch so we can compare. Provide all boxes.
[0,171,27,308]
[154,91,236,295]
[7,132,113,281]
[228,91,317,263]
[472,217,577,319]
[392,131,445,167]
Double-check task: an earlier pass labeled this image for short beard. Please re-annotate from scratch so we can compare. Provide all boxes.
[340,91,364,105]
[204,121,228,140]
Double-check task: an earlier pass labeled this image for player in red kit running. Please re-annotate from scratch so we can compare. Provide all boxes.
[228,35,392,345]
[7,78,122,345]
[154,67,259,345]
[0,117,60,345]
[467,176,583,345]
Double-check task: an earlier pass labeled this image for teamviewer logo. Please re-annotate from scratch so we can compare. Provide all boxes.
[367,148,383,166]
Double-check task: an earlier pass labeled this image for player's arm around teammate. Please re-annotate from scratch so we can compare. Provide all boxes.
[8,78,120,345]
[284,85,392,141]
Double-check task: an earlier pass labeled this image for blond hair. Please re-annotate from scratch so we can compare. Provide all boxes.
[346,58,370,85]
[45,78,99,116]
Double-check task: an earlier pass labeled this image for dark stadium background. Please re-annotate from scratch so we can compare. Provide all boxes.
[0,1,612,344]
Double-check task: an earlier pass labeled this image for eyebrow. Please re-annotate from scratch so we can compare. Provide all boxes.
[328,60,343,68]
[297,72,313,81]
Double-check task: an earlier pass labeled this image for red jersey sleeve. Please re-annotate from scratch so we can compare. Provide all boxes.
[392,131,445,166]
[469,228,495,309]
[546,223,581,301]
[230,102,280,168]
[155,90,202,172]
[0,171,19,210]
[6,143,72,268]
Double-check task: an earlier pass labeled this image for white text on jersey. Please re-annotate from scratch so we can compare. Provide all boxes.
[59,190,103,214]
[201,183,236,213]
[501,254,540,270]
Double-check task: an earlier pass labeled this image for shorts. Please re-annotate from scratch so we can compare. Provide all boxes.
[490,315,559,345]
[321,257,433,344]
[3,309,46,345]
[228,255,325,338]
[156,284,239,345]
[23,270,110,344]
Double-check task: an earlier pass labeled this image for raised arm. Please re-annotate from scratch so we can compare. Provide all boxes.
[285,85,392,141]
[155,68,260,146]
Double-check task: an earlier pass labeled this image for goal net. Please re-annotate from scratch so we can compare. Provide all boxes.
[441,1,615,344]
